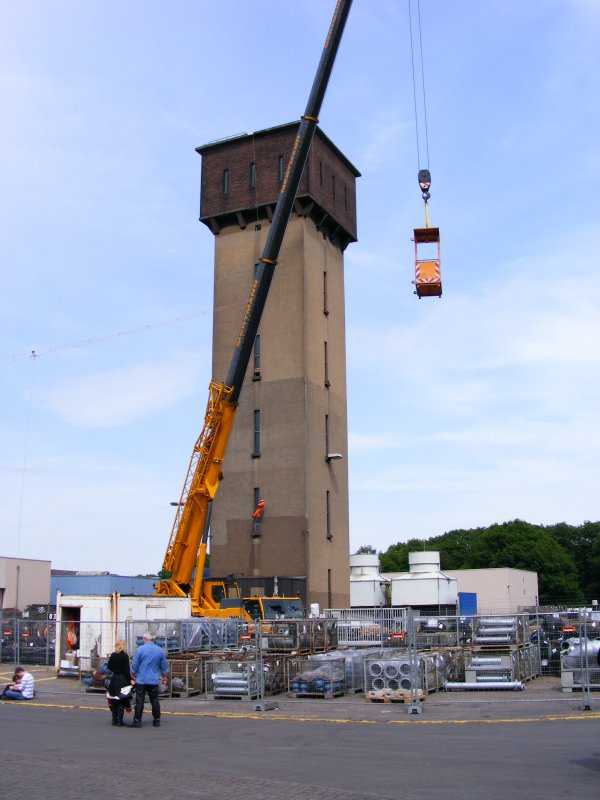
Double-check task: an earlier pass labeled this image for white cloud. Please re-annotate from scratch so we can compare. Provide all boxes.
[35,350,206,428]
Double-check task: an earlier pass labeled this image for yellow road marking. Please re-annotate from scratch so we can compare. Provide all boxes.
[2,699,599,725]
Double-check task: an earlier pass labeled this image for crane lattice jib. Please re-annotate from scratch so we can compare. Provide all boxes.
[160,381,235,584]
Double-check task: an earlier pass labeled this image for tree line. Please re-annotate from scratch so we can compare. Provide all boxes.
[358,520,600,606]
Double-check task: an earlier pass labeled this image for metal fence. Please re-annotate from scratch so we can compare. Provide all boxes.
[3,608,600,704]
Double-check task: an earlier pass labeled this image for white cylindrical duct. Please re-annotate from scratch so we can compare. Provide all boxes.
[383,663,400,679]
[368,662,383,677]
[408,551,441,573]
[478,626,516,636]
[474,635,511,644]
[445,681,524,691]
[349,554,380,574]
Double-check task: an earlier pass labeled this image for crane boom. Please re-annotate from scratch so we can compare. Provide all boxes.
[156,0,353,614]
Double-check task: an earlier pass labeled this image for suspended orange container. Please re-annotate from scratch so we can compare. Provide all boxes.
[413,226,441,298]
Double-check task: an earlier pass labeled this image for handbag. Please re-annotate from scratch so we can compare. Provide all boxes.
[106,684,134,702]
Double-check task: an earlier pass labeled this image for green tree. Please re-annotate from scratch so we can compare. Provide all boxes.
[377,519,599,604]
[430,527,480,569]
[380,538,428,572]
[468,520,582,604]
[544,520,600,601]
[355,545,377,555]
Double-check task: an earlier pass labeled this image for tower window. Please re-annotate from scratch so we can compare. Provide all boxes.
[326,491,332,540]
[252,487,263,538]
[325,413,329,455]
[324,341,330,387]
[253,334,261,380]
[250,162,256,188]
[323,271,329,316]
[252,409,261,457]
[223,169,230,195]
[278,155,284,182]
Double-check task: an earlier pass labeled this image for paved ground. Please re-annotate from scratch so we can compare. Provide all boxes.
[2,666,600,800]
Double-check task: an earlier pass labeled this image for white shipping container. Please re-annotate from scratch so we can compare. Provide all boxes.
[54,592,191,673]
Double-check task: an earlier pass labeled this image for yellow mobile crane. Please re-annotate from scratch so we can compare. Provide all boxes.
[155,0,353,619]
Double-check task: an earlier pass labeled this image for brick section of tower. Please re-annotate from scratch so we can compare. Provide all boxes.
[197,122,358,249]
[196,123,359,610]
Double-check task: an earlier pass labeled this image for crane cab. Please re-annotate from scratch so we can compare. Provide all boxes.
[413,226,442,298]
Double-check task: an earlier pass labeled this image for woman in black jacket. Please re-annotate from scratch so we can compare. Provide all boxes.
[106,639,133,726]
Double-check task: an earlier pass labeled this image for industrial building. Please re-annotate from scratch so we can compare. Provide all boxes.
[0,556,51,612]
[443,567,538,614]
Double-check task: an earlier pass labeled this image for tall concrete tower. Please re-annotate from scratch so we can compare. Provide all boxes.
[196,122,359,610]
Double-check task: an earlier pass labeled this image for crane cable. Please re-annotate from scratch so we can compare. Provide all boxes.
[408,0,432,227]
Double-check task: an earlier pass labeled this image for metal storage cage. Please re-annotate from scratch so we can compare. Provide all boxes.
[364,651,455,696]
[180,618,240,651]
[204,654,287,699]
[259,619,337,653]
[288,657,346,698]
[560,638,600,692]
[307,649,370,693]
[325,608,407,648]
[473,616,526,647]
[205,659,260,700]
[167,656,204,697]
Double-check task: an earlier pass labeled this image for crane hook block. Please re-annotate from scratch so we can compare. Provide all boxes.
[418,169,431,202]
[413,226,442,298]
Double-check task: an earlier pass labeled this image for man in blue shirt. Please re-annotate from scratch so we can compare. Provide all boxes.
[130,632,168,728]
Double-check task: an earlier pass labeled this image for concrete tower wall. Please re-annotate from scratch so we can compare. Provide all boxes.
[198,124,358,609]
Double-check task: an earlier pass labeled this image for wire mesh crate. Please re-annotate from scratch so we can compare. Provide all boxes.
[259,619,337,653]
[205,658,260,699]
[287,656,346,698]
[307,649,370,693]
[473,616,526,647]
[167,655,204,697]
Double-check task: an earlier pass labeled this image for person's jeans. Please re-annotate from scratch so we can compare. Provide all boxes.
[2,690,29,700]
[134,683,160,721]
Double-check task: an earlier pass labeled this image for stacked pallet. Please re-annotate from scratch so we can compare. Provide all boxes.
[366,687,426,703]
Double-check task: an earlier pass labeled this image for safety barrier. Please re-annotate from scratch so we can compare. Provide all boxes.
[3,610,600,702]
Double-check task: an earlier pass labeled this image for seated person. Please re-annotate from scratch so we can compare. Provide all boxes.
[2,667,35,700]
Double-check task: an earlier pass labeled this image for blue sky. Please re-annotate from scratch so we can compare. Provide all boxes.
[1,0,599,574]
